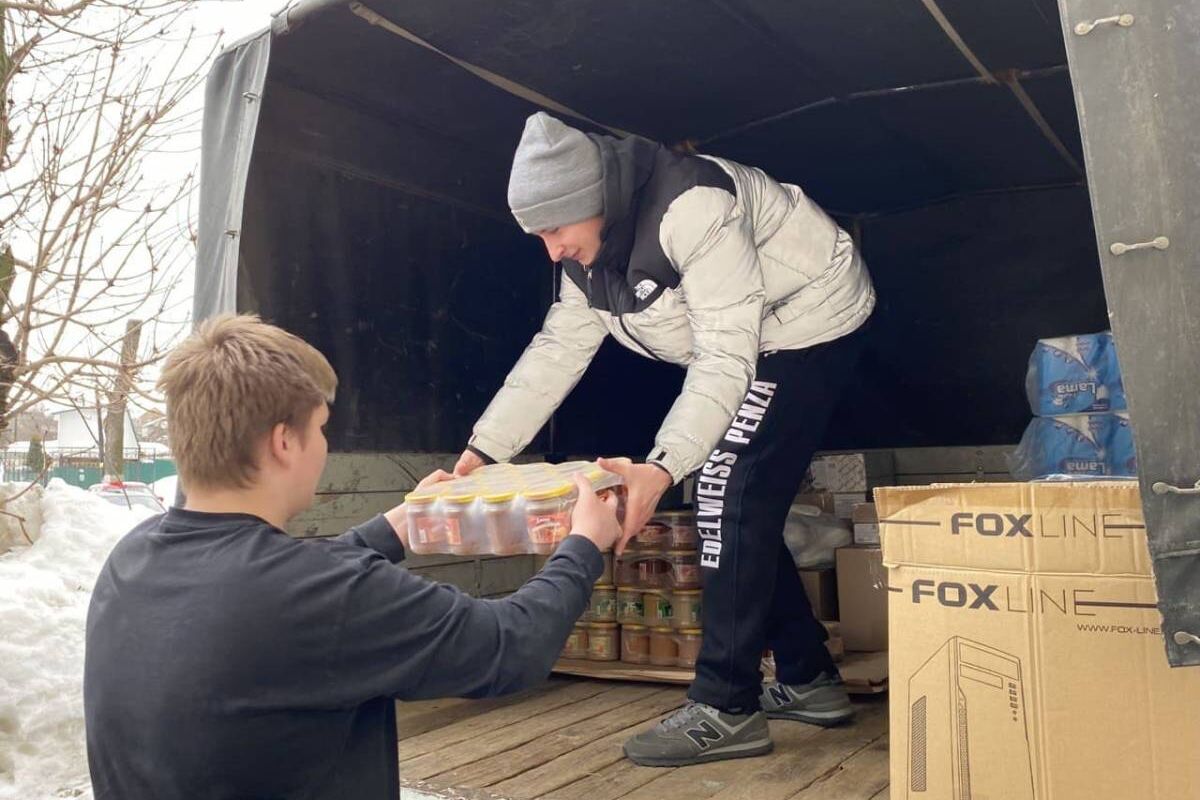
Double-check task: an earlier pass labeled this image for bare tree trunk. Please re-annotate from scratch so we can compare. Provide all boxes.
[102,320,140,482]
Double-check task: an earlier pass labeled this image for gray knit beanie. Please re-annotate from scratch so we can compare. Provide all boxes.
[507,112,604,233]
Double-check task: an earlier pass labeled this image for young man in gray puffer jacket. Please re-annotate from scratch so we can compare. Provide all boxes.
[454,112,876,766]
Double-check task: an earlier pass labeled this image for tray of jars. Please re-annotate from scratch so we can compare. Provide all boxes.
[401,461,624,556]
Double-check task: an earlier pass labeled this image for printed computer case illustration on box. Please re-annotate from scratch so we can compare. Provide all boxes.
[908,637,1034,800]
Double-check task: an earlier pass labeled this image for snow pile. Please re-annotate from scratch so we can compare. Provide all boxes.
[0,480,155,800]
[0,484,44,553]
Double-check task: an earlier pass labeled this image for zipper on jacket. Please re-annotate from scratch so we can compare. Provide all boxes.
[619,315,664,362]
[585,266,664,362]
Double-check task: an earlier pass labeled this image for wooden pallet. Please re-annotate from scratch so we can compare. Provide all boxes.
[553,650,888,695]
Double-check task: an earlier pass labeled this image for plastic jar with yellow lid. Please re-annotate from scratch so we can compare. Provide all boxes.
[562,625,589,659]
[617,587,644,625]
[443,493,484,555]
[405,494,443,554]
[671,590,702,629]
[667,550,701,589]
[643,590,673,627]
[621,624,650,664]
[482,491,526,555]
[676,629,703,668]
[525,485,575,555]
[587,622,619,661]
[588,585,617,622]
[649,627,679,666]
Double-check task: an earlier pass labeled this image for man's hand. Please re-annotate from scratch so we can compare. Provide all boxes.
[415,469,455,493]
[383,469,456,546]
[597,457,673,555]
[453,449,485,477]
[569,473,622,552]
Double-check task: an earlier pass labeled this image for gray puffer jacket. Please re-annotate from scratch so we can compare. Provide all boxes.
[469,135,875,483]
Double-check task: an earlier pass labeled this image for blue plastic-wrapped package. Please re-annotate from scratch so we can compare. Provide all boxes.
[1025,332,1126,415]
[1009,412,1137,480]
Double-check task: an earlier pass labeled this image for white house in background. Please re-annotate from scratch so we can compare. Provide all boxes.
[52,409,139,453]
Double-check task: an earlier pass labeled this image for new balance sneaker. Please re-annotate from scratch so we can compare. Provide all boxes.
[622,702,773,767]
[759,672,856,727]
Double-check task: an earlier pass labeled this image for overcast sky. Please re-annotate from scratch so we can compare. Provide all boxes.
[194,0,282,44]
[170,0,285,303]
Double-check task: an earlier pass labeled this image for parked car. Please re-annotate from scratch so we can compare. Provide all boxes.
[88,481,166,513]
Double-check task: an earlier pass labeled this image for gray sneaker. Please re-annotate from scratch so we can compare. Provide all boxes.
[623,702,773,767]
[759,672,856,727]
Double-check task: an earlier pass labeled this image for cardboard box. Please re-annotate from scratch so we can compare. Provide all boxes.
[877,482,1200,800]
[809,453,869,492]
[806,451,896,493]
[835,546,888,651]
[839,650,888,694]
[794,491,835,515]
[853,522,880,545]
[799,567,838,620]
[821,620,844,662]
[852,502,878,524]
[852,501,879,541]
[833,491,868,520]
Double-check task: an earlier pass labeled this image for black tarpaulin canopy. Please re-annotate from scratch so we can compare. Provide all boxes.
[196,0,1106,456]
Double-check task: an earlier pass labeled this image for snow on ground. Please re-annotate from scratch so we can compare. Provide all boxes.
[150,474,179,507]
[0,481,156,800]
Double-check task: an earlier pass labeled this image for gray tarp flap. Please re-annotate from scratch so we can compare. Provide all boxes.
[194,33,272,324]
[1058,0,1200,666]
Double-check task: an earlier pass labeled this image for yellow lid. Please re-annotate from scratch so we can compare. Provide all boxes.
[589,621,618,629]
[482,491,516,503]
[524,484,573,501]
[642,589,670,596]
[622,624,648,632]
[667,550,698,556]
[405,493,436,504]
[673,589,702,596]
[651,626,675,633]
[680,628,702,634]
[617,586,642,594]
[444,493,475,504]
[593,583,616,590]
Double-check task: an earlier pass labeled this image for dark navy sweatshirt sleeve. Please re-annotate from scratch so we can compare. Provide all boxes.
[330,514,407,563]
[325,532,602,702]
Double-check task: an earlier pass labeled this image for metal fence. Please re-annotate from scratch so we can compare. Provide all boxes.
[0,450,176,489]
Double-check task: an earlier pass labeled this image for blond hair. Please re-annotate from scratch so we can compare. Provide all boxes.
[158,314,337,491]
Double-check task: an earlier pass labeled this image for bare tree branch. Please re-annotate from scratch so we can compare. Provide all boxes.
[0,0,220,473]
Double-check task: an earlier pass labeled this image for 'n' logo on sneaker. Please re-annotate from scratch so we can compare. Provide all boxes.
[767,685,791,707]
[686,720,725,750]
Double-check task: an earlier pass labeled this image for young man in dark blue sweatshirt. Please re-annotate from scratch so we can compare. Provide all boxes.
[83,314,622,799]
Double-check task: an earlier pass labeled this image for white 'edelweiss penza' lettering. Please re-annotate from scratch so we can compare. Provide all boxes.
[694,381,778,569]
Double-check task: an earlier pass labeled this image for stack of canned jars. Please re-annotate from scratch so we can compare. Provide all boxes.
[563,510,704,669]
[403,461,624,556]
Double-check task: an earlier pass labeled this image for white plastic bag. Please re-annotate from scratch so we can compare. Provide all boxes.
[782,503,851,569]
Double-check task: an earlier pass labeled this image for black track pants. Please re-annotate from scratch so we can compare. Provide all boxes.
[688,327,867,712]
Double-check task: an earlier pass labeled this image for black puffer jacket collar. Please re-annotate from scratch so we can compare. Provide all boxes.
[561,134,662,314]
